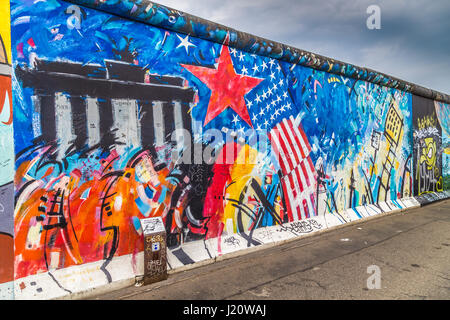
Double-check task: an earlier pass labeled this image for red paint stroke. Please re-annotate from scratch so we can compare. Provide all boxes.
[27,38,36,49]
[0,75,12,125]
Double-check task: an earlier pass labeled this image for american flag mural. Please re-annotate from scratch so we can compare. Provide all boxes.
[270,116,317,221]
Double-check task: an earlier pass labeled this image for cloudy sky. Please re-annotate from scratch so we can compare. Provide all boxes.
[154,0,450,95]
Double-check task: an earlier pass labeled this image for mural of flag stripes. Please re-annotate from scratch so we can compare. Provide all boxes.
[270,115,317,221]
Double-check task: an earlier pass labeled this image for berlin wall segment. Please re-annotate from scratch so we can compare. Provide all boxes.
[0,0,448,299]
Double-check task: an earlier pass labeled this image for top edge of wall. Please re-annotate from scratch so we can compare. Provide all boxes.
[62,0,450,104]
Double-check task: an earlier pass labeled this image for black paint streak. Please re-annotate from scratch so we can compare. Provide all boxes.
[48,272,73,294]
[171,248,195,265]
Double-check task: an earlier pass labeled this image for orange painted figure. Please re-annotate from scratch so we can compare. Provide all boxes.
[14,148,190,279]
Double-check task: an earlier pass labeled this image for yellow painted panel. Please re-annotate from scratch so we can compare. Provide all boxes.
[0,1,11,64]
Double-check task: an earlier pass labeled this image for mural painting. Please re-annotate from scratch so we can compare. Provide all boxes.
[2,0,447,298]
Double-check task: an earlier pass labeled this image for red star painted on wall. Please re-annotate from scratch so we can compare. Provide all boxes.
[181,45,263,127]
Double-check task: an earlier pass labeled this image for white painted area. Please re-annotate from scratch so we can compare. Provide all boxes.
[0,281,14,300]
[141,217,165,235]
[366,204,383,215]
[114,195,123,211]
[112,99,141,153]
[315,212,342,228]
[86,97,100,147]
[31,95,41,138]
[204,237,219,260]
[153,101,165,147]
[378,201,397,212]
[219,233,248,256]
[261,224,294,243]
[386,200,401,211]
[0,89,10,124]
[173,101,187,153]
[400,197,420,208]
[316,190,328,216]
[395,199,407,208]
[173,101,184,134]
[225,218,234,235]
[355,204,382,218]
[55,93,75,159]
[344,208,361,222]
[253,214,342,244]
[250,227,275,244]
[15,252,143,300]
[49,251,61,270]
[173,240,213,264]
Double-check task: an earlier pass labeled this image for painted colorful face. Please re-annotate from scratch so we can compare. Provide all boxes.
[422,137,437,169]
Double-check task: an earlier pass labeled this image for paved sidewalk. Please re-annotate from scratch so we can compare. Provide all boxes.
[90,199,450,300]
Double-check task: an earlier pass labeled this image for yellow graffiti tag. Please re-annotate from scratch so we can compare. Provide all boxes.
[417,115,437,130]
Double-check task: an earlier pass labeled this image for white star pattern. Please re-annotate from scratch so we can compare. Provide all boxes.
[232,114,239,125]
[261,90,267,100]
[261,61,268,71]
[176,34,196,53]
[269,72,276,81]
[227,51,295,131]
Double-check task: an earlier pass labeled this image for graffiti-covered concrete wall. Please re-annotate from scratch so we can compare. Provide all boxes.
[2,0,449,299]
[0,0,14,301]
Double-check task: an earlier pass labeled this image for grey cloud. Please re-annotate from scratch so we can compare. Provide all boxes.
[155,0,450,94]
